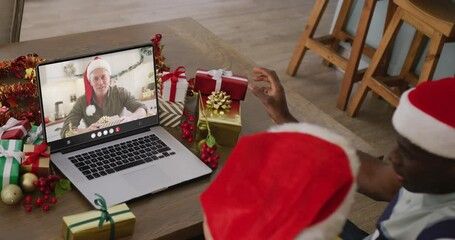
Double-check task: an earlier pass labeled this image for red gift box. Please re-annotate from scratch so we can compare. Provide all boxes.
[195,69,248,101]
[0,118,32,140]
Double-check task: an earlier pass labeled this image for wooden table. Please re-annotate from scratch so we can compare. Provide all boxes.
[0,18,271,239]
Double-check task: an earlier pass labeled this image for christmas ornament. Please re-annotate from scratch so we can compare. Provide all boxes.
[206,91,231,113]
[20,172,38,193]
[196,93,220,169]
[1,184,23,205]
[22,174,64,213]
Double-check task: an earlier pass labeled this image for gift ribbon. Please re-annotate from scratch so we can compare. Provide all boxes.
[0,118,24,139]
[22,141,49,174]
[161,66,186,102]
[197,69,248,92]
[26,124,43,144]
[66,194,131,240]
[0,141,23,189]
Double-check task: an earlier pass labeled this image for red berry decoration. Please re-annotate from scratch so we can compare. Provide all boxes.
[198,137,220,170]
[22,174,62,213]
[180,113,196,144]
[25,206,32,213]
[42,203,50,212]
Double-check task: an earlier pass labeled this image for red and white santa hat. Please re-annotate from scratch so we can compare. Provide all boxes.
[83,57,111,115]
[392,77,455,159]
[200,122,359,240]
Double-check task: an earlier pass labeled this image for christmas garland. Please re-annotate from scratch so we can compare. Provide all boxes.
[0,54,46,125]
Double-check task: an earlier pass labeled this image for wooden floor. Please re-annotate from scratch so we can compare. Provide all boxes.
[21,0,395,234]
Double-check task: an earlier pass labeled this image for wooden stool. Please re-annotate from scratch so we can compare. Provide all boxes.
[347,0,455,117]
[287,0,379,110]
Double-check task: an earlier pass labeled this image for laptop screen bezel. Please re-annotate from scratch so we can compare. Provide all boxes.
[36,43,159,153]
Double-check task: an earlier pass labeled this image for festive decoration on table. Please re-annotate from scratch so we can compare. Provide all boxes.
[21,174,62,213]
[20,172,38,193]
[161,66,188,102]
[158,98,185,127]
[21,141,50,177]
[198,94,241,147]
[206,91,232,113]
[1,184,23,205]
[151,34,170,73]
[62,194,136,240]
[0,139,23,191]
[195,68,248,101]
[0,54,46,126]
[0,117,32,140]
[196,93,220,169]
[180,111,196,143]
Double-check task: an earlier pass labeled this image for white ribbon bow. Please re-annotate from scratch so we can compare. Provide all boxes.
[0,118,23,139]
[26,124,43,144]
[208,69,233,92]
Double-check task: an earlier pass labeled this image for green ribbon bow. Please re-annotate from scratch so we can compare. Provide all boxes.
[66,194,130,240]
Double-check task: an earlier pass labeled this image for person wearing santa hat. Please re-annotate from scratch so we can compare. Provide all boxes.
[60,57,147,138]
[200,122,360,240]
[245,67,455,239]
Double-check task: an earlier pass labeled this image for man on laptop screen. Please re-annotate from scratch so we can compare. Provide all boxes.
[37,44,211,207]
[60,57,148,138]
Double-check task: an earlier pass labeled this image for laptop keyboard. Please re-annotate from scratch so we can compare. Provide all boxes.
[68,134,175,180]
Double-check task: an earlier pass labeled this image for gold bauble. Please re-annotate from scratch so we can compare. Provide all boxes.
[20,172,38,193]
[1,184,23,205]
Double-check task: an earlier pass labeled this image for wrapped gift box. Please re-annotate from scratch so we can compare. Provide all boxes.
[158,97,184,128]
[0,118,32,140]
[0,139,23,191]
[161,67,188,102]
[21,142,50,177]
[26,125,44,145]
[195,69,248,101]
[197,95,242,146]
[62,203,136,240]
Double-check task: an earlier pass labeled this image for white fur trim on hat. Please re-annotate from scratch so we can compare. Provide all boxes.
[268,123,359,240]
[392,89,455,159]
[86,58,111,79]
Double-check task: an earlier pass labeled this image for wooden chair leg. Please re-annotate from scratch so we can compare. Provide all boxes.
[322,0,353,67]
[337,0,377,110]
[287,0,329,76]
[418,31,445,84]
[347,8,403,117]
[399,31,425,81]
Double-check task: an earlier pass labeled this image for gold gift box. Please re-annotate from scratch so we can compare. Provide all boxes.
[62,203,136,240]
[198,95,242,146]
[21,143,50,177]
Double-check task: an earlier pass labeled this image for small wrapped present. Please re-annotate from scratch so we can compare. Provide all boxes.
[0,118,32,140]
[21,141,50,177]
[161,66,188,102]
[197,94,242,146]
[158,97,184,127]
[0,139,23,191]
[25,124,44,145]
[62,194,136,240]
[195,69,248,101]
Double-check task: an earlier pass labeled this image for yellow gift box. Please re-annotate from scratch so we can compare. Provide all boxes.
[198,95,242,146]
[21,142,50,177]
[62,203,136,240]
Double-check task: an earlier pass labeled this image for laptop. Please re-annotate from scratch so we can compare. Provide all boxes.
[36,43,212,207]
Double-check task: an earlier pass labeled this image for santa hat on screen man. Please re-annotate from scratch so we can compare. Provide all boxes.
[200,122,360,240]
[393,77,455,159]
[83,56,112,116]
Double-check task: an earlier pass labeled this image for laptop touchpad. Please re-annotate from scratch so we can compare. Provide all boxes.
[122,166,171,192]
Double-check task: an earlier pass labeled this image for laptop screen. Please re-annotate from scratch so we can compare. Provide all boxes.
[37,43,158,152]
